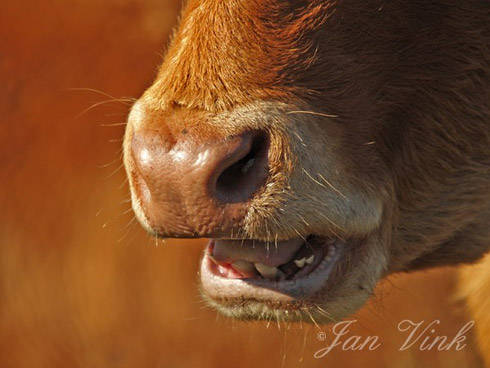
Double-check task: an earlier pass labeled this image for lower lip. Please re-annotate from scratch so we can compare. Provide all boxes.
[200,239,343,304]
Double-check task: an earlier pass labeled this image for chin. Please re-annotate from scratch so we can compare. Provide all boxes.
[199,231,388,323]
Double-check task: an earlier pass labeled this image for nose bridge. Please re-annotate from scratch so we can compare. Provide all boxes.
[125,102,270,238]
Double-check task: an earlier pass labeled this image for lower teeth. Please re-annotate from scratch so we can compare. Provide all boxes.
[254,263,284,280]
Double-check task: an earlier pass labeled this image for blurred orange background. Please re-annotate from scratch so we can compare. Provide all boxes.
[0,1,484,367]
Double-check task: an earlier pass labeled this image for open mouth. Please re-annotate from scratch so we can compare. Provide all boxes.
[200,235,344,306]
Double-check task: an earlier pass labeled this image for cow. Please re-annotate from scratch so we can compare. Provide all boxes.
[123,0,490,361]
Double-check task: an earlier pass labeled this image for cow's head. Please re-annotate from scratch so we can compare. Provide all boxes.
[123,0,490,321]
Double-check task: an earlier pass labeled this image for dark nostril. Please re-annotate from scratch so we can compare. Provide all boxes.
[215,132,269,204]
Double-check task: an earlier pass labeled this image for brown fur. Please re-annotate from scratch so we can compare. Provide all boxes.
[124,0,490,360]
[1,0,489,366]
[141,0,490,268]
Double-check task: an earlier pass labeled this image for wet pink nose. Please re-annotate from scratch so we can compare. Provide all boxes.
[126,109,269,237]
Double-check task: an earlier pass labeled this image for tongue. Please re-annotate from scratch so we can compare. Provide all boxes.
[211,238,304,267]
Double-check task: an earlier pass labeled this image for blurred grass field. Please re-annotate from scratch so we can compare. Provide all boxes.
[0,1,483,367]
